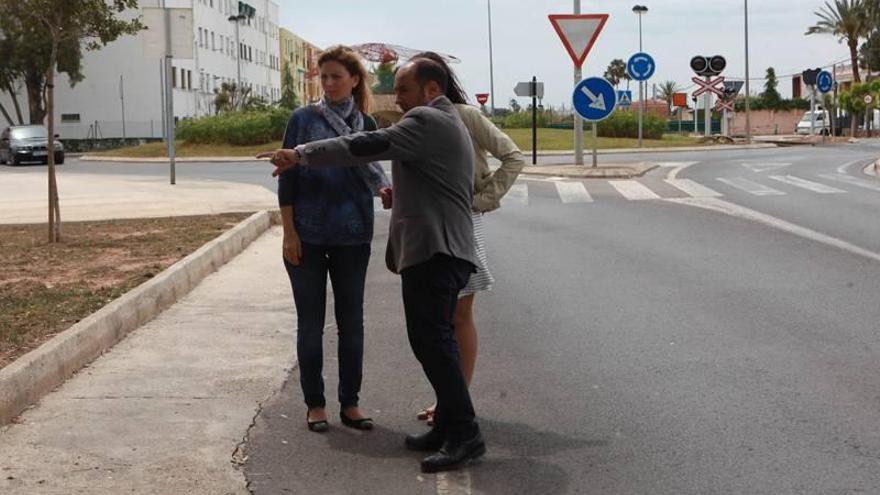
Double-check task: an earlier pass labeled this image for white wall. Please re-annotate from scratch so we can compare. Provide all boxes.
[0,0,280,140]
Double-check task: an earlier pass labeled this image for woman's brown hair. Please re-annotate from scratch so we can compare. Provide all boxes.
[317,45,373,114]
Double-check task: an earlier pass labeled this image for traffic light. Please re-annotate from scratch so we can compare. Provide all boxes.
[801,68,822,86]
[690,55,727,77]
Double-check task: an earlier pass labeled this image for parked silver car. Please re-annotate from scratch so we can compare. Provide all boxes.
[0,125,65,166]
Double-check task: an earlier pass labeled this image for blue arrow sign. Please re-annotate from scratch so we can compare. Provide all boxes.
[817,70,834,93]
[617,90,633,107]
[627,52,656,81]
[573,77,617,122]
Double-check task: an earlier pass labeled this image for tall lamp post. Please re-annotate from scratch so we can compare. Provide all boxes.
[744,0,751,143]
[632,5,648,147]
[487,0,496,116]
[228,13,246,89]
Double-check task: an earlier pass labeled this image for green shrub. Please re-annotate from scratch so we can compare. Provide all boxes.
[176,108,291,145]
[596,110,666,139]
[491,110,553,129]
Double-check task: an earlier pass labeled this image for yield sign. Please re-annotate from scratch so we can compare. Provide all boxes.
[692,76,726,98]
[548,14,609,68]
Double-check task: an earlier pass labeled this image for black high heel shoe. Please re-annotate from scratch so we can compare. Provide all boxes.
[340,410,374,430]
[306,410,329,433]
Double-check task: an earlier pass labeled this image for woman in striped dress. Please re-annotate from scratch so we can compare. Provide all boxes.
[412,52,525,425]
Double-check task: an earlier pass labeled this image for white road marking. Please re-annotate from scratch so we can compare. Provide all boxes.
[436,470,473,495]
[554,181,593,203]
[502,183,529,206]
[742,163,791,173]
[768,175,846,194]
[666,197,880,263]
[665,178,723,198]
[609,180,662,200]
[716,177,785,196]
[657,162,698,180]
[818,173,880,192]
[837,159,868,174]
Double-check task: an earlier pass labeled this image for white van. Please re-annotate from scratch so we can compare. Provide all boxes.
[796,108,831,135]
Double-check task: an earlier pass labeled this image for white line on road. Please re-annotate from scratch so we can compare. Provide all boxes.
[817,173,880,192]
[665,178,723,198]
[666,197,880,263]
[609,180,662,200]
[657,162,698,180]
[436,470,473,495]
[716,177,785,196]
[554,181,593,203]
[502,183,529,206]
[768,175,846,194]
[837,159,867,174]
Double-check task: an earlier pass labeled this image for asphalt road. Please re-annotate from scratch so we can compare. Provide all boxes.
[6,142,880,493]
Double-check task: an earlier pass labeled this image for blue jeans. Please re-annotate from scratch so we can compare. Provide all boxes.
[284,242,371,410]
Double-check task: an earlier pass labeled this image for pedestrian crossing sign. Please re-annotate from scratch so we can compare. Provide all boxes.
[617,90,632,108]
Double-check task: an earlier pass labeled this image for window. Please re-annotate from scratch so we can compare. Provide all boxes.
[197,28,202,47]
[172,66,177,87]
[187,70,192,90]
[248,46,252,62]
[61,113,81,123]
[211,32,215,51]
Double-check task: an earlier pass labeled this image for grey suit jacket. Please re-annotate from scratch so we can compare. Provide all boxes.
[295,96,477,274]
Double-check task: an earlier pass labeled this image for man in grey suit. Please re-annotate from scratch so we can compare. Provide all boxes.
[258,58,485,473]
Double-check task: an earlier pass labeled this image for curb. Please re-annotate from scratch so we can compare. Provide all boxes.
[522,162,658,179]
[79,156,268,163]
[0,210,276,426]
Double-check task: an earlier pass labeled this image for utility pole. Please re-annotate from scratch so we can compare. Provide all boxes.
[162,0,176,185]
[487,0,496,116]
[744,0,752,143]
[574,0,584,165]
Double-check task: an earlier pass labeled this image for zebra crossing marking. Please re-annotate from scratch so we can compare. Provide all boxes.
[716,177,785,196]
[817,173,880,192]
[554,181,593,203]
[768,175,845,194]
[665,179,723,198]
[502,183,530,206]
[609,180,662,200]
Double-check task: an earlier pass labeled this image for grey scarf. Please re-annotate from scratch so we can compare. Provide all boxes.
[316,96,390,195]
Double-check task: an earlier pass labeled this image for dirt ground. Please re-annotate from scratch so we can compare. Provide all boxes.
[0,213,253,369]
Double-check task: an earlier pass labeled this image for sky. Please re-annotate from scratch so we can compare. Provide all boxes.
[279,0,853,109]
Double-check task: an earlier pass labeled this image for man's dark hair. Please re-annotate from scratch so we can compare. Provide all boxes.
[410,58,449,95]
[412,52,468,104]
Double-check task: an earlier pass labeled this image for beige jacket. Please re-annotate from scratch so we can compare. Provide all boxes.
[455,104,525,213]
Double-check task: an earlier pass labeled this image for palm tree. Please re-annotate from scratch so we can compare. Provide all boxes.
[806,0,868,83]
[657,80,680,114]
[604,59,630,89]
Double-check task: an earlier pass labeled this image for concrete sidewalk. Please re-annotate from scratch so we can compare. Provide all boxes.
[0,227,294,494]
[0,172,277,224]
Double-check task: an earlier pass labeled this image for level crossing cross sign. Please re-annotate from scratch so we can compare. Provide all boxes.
[715,99,735,112]
[692,76,726,98]
[548,14,609,68]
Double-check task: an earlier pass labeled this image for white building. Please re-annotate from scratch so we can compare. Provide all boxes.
[0,0,281,140]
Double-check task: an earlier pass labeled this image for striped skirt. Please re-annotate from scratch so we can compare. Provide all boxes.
[460,212,495,297]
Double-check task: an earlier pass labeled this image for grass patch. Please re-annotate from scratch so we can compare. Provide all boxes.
[90,140,283,158]
[0,213,253,368]
[504,128,705,151]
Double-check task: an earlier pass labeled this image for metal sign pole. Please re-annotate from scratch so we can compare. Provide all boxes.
[531,76,537,165]
[573,0,584,165]
[704,76,711,137]
[810,87,816,137]
[163,3,176,185]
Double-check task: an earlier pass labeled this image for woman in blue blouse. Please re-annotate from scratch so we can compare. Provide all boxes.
[278,45,390,433]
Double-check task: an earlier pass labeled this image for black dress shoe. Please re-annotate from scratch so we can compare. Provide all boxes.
[405,428,445,452]
[306,413,329,433]
[340,411,374,430]
[420,432,486,473]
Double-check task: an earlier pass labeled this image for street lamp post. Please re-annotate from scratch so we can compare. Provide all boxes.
[744,0,752,143]
[633,5,648,148]
[228,14,246,90]
[487,0,496,116]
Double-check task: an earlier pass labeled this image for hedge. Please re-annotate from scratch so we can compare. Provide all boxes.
[595,110,667,139]
[176,108,291,145]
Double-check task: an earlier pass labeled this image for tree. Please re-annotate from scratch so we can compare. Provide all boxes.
[657,80,680,114]
[2,0,143,243]
[762,67,782,108]
[371,62,396,95]
[806,0,868,83]
[214,82,267,113]
[509,98,521,113]
[604,59,630,88]
[279,61,299,110]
